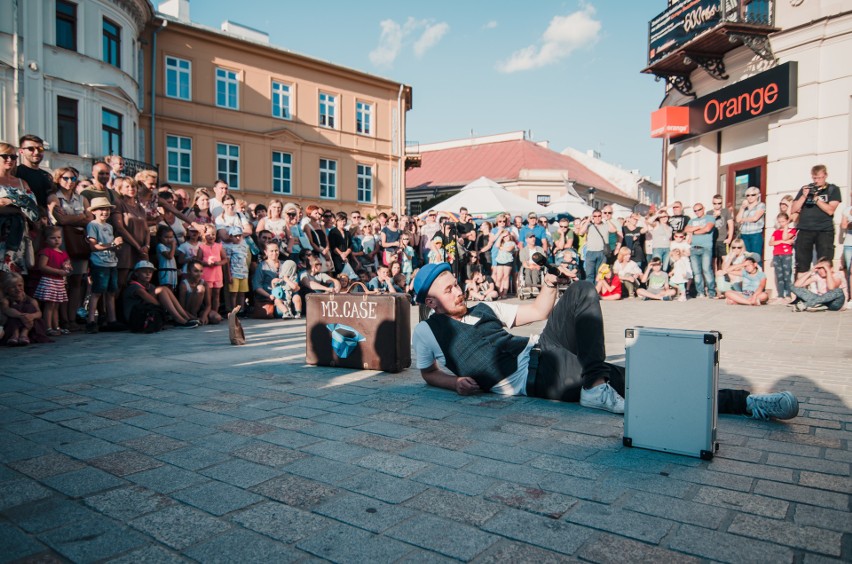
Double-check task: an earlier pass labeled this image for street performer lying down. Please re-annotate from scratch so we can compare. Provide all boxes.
[411,263,799,421]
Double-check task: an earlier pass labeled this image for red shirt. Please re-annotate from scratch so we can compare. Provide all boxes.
[771,228,796,256]
[599,274,622,298]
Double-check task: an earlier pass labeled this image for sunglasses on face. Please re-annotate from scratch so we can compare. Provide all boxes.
[21,146,44,153]
[732,245,743,249]
[0,154,17,162]
[592,215,602,218]
[602,212,612,215]
[286,212,297,217]
[60,176,78,182]
[746,193,758,197]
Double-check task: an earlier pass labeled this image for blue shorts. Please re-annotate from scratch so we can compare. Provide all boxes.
[90,265,118,294]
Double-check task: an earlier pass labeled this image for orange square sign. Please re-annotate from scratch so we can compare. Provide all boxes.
[651,106,690,138]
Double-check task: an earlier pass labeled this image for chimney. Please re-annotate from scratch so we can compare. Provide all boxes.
[158,0,190,22]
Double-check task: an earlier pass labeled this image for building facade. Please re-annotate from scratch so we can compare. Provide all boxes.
[0,0,154,173]
[405,131,638,215]
[140,3,412,214]
[644,0,851,268]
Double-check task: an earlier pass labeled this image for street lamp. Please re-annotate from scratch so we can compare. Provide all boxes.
[586,186,597,206]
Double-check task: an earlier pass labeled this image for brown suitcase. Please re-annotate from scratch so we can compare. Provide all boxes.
[305,284,412,373]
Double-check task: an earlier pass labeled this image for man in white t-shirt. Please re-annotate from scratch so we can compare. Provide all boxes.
[410,263,801,420]
[208,179,228,219]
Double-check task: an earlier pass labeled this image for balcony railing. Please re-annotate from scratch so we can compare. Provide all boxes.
[643,0,778,96]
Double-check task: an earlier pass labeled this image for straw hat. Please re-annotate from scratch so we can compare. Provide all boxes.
[88,196,115,211]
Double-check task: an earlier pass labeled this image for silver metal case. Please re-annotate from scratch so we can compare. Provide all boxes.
[623,327,721,460]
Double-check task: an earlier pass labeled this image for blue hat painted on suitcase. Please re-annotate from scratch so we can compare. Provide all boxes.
[326,323,365,358]
[413,263,452,304]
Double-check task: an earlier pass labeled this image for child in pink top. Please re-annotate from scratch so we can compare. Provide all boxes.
[769,212,796,300]
[34,226,72,336]
[198,224,227,320]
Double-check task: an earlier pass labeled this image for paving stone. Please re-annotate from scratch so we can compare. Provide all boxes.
[0,522,50,562]
[199,458,281,488]
[386,513,498,561]
[95,407,146,420]
[340,469,429,504]
[259,428,321,449]
[300,439,373,462]
[728,513,843,556]
[89,422,151,443]
[230,501,330,543]
[54,437,125,460]
[88,450,164,476]
[482,507,593,555]
[765,452,850,475]
[7,453,86,480]
[232,442,307,468]
[216,420,277,436]
[84,485,175,521]
[172,481,264,516]
[793,504,852,534]
[37,517,149,562]
[156,446,232,471]
[753,480,849,510]
[127,464,208,494]
[356,452,430,477]
[623,491,727,529]
[565,501,673,543]
[692,486,789,519]
[404,488,502,526]
[42,467,126,498]
[122,434,188,455]
[578,532,701,563]
[297,523,414,563]
[664,465,755,492]
[472,539,576,563]
[357,421,422,438]
[538,474,626,504]
[798,471,852,493]
[528,454,602,479]
[106,544,189,563]
[464,458,550,486]
[284,456,365,486]
[668,523,794,563]
[484,482,577,519]
[251,474,340,509]
[412,466,497,496]
[400,444,476,469]
[60,415,119,432]
[4,497,99,534]
[347,433,411,453]
[184,527,303,563]
[314,492,417,533]
[130,505,230,550]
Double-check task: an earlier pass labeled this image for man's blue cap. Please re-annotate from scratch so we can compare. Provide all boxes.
[413,263,452,304]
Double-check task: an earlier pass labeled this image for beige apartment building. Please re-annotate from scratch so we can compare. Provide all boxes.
[140,2,412,214]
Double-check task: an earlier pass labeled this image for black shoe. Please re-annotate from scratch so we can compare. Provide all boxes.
[85,322,98,334]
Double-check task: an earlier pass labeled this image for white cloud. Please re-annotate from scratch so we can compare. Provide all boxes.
[369,17,449,68]
[497,6,601,73]
[414,22,450,57]
[484,20,498,30]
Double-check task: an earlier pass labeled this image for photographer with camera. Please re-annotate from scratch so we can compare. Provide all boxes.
[791,165,841,275]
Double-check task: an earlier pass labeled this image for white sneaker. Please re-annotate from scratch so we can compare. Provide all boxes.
[580,382,625,414]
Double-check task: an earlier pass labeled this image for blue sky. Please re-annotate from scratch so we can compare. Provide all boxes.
[188,1,666,180]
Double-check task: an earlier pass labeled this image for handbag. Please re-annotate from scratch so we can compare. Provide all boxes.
[63,226,90,260]
[594,225,614,261]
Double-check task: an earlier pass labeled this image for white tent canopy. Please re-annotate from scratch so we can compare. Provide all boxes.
[544,192,595,219]
[423,176,548,217]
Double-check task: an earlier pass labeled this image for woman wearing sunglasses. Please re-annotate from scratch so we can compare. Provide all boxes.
[0,142,37,274]
[47,167,92,330]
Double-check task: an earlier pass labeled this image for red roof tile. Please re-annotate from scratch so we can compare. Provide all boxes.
[405,139,630,199]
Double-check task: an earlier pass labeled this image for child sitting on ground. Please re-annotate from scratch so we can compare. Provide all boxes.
[554,248,580,282]
[368,264,393,293]
[636,257,676,301]
[669,247,693,301]
[124,261,199,331]
[596,263,622,301]
[1,272,49,345]
[725,254,769,306]
[178,259,219,325]
[465,267,498,302]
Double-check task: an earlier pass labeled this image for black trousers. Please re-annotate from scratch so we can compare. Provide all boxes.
[528,281,751,414]
[795,229,835,274]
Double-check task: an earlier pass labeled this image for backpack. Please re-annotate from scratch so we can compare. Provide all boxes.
[129,303,165,333]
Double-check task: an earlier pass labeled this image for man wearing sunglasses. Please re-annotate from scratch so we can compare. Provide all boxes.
[15,134,53,209]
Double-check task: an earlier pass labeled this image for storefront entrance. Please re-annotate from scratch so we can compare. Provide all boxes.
[725,156,766,209]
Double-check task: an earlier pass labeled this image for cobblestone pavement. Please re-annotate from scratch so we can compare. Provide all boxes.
[1,299,850,562]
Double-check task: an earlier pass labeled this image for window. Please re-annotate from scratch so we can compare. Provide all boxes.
[166,135,192,184]
[216,68,238,109]
[357,164,373,203]
[319,92,336,128]
[56,1,77,51]
[102,109,122,156]
[57,97,78,154]
[216,143,239,189]
[165,56,191,100]
[319,158,337,199]
[102,18,121,68]
[271,81,291,119]
[356,101,373,135]
[272,152,292,194]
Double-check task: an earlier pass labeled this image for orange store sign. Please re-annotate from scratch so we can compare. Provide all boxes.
[651,62,797,142]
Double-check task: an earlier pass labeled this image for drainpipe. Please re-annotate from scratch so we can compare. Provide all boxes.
[12,0,20,137]
[149,19,167,164]
[396,84,404,215]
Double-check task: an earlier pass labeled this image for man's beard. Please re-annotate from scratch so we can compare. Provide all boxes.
[444,295,468,318]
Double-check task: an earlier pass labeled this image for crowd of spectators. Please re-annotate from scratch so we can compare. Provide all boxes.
[0,135,849,346]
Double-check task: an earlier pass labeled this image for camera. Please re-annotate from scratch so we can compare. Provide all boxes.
[804,183,818,206]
